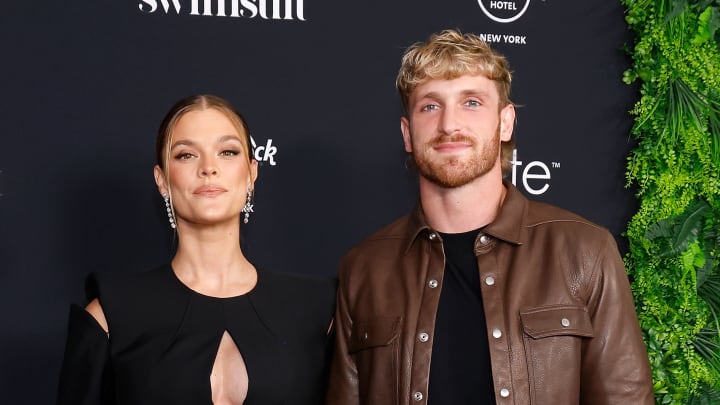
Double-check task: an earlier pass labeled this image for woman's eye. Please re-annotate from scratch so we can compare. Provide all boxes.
[174,152,194,160]
[219,150,240,157]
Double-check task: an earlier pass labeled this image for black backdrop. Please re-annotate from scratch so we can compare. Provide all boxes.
[0,1,636,403]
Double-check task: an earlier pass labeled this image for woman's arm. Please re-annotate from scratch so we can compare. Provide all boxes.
[85,299,109,334]
[56,304,112,405]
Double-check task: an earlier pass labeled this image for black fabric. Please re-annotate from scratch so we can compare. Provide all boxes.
[57,305,113,405]
[56,265,336,405]
[428,230,495,405]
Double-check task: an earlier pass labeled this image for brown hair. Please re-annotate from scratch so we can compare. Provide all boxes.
[155,94,254,177]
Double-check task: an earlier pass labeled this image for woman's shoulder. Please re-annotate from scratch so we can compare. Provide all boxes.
[85,264,170,297]
[83,264,186,336]
[258,270,336,307]
[260,270,336,294]
[252,270,337,325]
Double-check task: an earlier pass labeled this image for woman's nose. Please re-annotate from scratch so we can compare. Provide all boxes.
[199,159,218,177]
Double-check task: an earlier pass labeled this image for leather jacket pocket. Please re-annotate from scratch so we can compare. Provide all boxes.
[348,317,401,405]
[520,305,593,404]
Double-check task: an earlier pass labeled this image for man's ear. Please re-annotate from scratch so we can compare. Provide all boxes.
[499,104,515,142]
[401,116,413,153]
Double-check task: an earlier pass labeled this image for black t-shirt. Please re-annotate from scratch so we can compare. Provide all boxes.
[428,230,496,404]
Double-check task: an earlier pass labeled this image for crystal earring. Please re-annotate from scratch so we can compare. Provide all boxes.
[163,193,176,229]
[241,188,254,224]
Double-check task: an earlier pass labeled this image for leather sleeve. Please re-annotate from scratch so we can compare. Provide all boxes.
[580,232,654,404]
[325,264,360,405]
[56,304,113,405]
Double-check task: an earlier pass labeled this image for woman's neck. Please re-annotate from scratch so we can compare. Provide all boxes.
[171,220,256,297]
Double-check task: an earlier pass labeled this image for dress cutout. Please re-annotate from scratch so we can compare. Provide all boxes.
[211,331,248,405]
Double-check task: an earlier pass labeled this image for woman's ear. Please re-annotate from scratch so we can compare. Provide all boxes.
[153,165,169,196]
[249,159,259,187]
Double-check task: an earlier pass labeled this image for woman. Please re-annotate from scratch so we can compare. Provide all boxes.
[57,94,336,405]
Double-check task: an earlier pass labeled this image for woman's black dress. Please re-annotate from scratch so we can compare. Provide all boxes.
[56,264,336,405]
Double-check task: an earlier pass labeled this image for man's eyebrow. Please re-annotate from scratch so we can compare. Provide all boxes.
[415,89,492,100]
[458,89,491,98]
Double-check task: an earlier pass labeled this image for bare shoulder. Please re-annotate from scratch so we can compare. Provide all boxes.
[85,298,109,333]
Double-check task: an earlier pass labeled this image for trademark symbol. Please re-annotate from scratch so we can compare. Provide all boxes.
[552,162,561,168]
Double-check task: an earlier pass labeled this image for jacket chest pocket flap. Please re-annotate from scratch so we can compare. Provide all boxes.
[520,305,594,339]
[348,317,401,353]
[347,317,402,402]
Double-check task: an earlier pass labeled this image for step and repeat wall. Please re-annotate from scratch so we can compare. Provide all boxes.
[1,1,635,402]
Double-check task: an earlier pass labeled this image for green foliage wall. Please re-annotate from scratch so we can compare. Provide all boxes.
[622,0,720,403]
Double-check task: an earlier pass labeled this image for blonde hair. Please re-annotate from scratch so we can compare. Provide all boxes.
[396,29,515,174]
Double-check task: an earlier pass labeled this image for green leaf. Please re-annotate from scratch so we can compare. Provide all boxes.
[666,79,706,144]
[692,327,720,376]
[707,92,720,162]
[645,200,711,257]
[665,0,690,23]
[698,270,720,320]
[706,6,720,39]
[692,6,720,44]
[687,383,720,405]
[674,201,711,251]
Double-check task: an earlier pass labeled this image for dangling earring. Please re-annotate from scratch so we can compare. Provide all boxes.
[241,188,254,224]
[163,193,176,229]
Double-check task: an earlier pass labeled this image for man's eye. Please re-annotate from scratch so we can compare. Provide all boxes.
[420,104,439,112]
[465,100,481,107]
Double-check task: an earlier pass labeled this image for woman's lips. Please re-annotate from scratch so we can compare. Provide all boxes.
[193,185,227,197]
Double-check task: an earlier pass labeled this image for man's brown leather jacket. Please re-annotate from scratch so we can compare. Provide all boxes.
[326,183,653,404]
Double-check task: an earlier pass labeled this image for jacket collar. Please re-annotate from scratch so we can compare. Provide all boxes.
[484,180,526,245]
[403,179,526,254]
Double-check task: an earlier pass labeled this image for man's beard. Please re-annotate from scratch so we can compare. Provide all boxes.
[412,126,500,188]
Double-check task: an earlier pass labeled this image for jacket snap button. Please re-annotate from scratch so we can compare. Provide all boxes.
[412,391,423,401]
[428,279,438,288]
[485,276,495,286]
[500,388,510,397]
[492,328,502,339]
[561,318,570,327]
[428,232,437,240]
[479,234,490,244]
[418,332,429,342]
[362,332,368,340]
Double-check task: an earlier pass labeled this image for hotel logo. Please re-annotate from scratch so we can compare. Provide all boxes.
[477,0,531,23]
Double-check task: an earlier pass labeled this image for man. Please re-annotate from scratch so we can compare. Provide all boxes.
[326,29,653,404]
